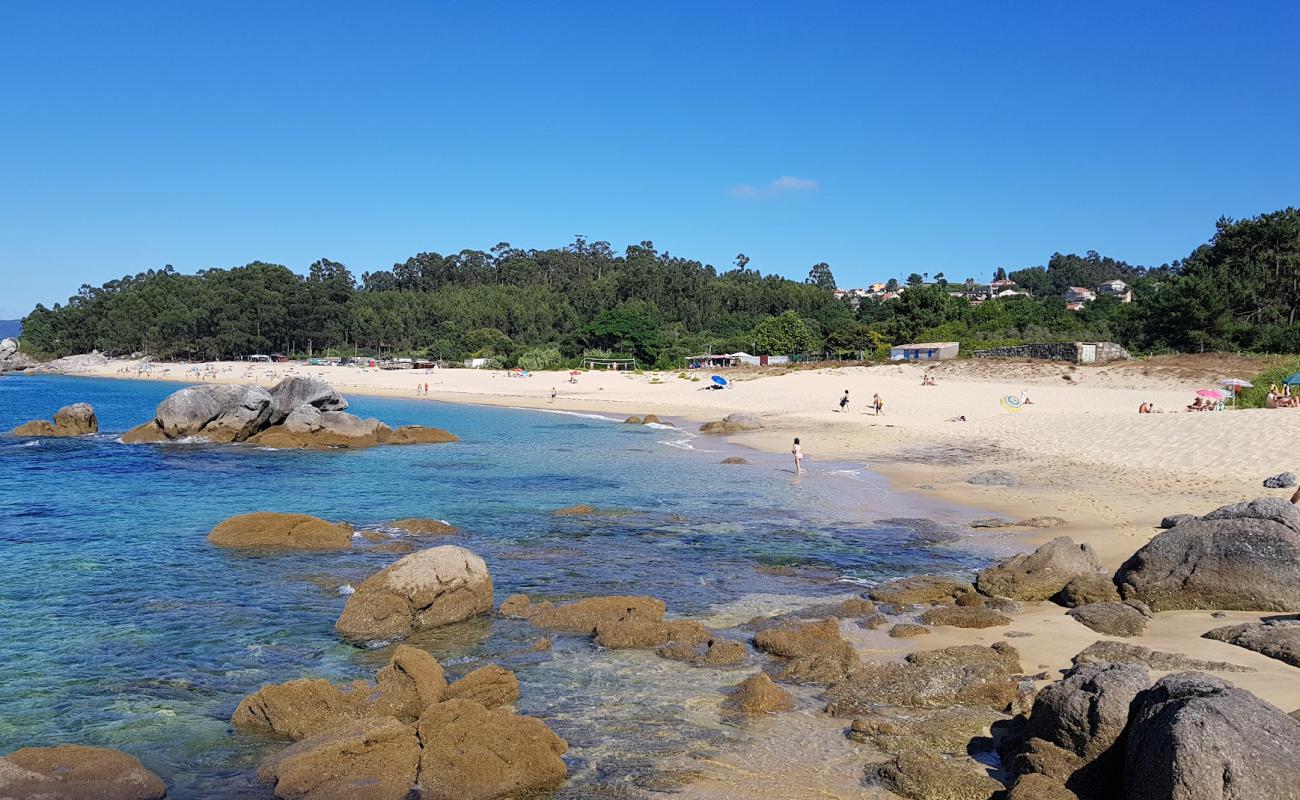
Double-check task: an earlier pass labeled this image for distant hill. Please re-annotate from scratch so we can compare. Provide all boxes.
[0,320,20,339]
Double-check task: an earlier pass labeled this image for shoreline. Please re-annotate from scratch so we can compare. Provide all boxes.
[14,359,1300,796]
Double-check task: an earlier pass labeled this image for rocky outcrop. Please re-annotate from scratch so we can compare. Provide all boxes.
[623,416,642,424]
[1072,640,1251,673]
[642,414,661,424]
[386,518,457,536]
[122,378,456,449]
[976,537,1105,601]
[1116,498,1300,611]
[501,593,666,634]
[753,617,859,683]
[595,616,710,649]
[233,646,446,739]
[967,469,1019,486]
[825,645,1022,715]
[28,351,108,373]
[10,403,99,437]
[416,699,568,800]
[698,413,764,434]
[870,575,976,606]
[256,716,421,800]
[0,337,36,371]
[1123,672,1300,800]
[208,512,353,550]
[335,546,493,643]
[0,744,168,800]
[442,665,520,709]
[1067,602,1149,637]
[659,637,748,666]
[723,673,794,713]
[1013,661,1149,799]
[1055,574,1121,608]
[869,751,1004,800]
[1203,619,1300,667]
[920,606,1012,629]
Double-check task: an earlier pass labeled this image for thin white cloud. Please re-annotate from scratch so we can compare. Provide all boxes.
[729,175,820,199]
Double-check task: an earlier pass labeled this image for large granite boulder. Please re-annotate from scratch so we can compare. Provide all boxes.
[29,351,108,373]
[256,716,421,800]
[0,337,35,371]
[416,699,568,800]
[1115,498,1300,611]
[698,413,764,434]
[247,410,389,449]
[1203,619,1300,667]
[1122,672,1300,800]
[336,546,493,642]
[0,745,167,800]
[370,645,448,720]
[1055,574,1121,608]
[268,376,348,425]
[155,384,273,441]
[11,402,99,437]
[977,537,1105,601]
[207,512,353,550]
[1014,661,1149,799]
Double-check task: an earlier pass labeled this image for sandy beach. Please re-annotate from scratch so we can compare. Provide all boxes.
[52,354,1300,796]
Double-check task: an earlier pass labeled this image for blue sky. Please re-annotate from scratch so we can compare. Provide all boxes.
[1,1,1297,318]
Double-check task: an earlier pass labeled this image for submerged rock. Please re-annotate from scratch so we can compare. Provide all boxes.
[976,537,1105,602]
[1123,672,1300,800]
[623,416,643,424]
[0,744,168,800]
[256,716,421,800]
[386,518,457,536]
[1116,498,1300,611]
[753,617,859,683]
[720,456,750,465]
[416,699,568,800]
[1203,619,1300,667]
[11,402,99,437]
[723,673,794,713]
[335,546,493,643]
[207,512,353,550]
[870,575,975,606]
[506,594,666,635]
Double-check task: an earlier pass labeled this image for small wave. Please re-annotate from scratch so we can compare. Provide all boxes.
[642,422,676,430]
[825,468,864,478]
[22,440,39,448]
[338,584,355,596]
[511,407,621,423]
[659,439,696,451]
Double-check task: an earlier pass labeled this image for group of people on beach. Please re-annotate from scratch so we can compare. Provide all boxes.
[1267,383,1299,408]
[837,389,884,415]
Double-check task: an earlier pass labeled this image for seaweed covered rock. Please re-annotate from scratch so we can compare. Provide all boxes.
[0,745,168,800]
[208,512,353,550]
[753,617,859,683]
[416,699,568,800]
[869,751,1004,800]
[826,645,1021,715]
[723,673,794,713]
[1116,498,1300,611]
[976,537,1105,602]
[335,546,493,643]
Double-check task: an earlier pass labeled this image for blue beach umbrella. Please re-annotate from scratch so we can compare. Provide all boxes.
[1286,374,1300,386]
[711,375,728,387]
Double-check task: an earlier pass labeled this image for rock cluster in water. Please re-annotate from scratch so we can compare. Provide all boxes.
[336,546,494,643]
[0,744,167,800]
[9,402,98,437]
[120,376,457,449]
[235,645,567,800]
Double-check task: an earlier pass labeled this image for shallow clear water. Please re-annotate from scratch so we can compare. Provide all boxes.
[0,375,997,797]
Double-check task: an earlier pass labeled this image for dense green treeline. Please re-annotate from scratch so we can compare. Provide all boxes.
[19,209,1300,367]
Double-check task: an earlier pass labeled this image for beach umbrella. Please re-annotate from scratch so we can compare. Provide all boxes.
[1217,378,1252,407]
[711,375,728,387]
[1196,389,1224,399]
[1285,374,1300,386]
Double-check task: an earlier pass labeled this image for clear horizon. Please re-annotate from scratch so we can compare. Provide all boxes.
[1,1,1297,319]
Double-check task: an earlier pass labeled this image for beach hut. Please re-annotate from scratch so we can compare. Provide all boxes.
[889,342,960,362]
[247,354,272,363]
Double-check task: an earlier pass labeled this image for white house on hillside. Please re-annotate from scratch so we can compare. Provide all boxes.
[1098,280,1133,303]
[1065,286,1097,303]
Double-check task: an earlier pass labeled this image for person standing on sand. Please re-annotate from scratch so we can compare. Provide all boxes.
[839,390,850,413]
[872,393,883,415]
[550,387,557,402]
[792,437,804,474]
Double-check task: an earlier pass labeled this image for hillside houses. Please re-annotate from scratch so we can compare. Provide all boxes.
[833,276,1133,310]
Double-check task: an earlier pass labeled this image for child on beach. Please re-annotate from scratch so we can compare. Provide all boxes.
[839,390,849,412]
[792,437,804,474]
[872,393,884,415]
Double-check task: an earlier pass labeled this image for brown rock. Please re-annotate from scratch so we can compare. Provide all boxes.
[0,745,167,800]
[870,751,1004,800]
[955,592,986,607]
[1005,773,1080,800]
[907,642,1022,673]
[890,623,932,638]
[552,504,597,517]
[723,673,795,713]
[335,546,493,643]
[498,593,533,618]
[976,537,1105,602]
[524,595,666,634]
[416,699,568,800]
[849,706,1007,755]
[870,576,975,606]
[861,613,891,630]
[378,425,458,445]
[623,416,643,424]
[386,518,457,536]
[531,638,552,652]
[753,617,859,684]
[208,512,353,550]
[120,421,169,443]
[721,456,750,465]
[1054,574,1121,608]
[11,403,99,438]
[443,665,520,709]
[11,420,55,436]
[641,414,661,424]
[921,606,1013,629]
[233,678,371,740]
[371,645,447,720]
[837,597,878,616]
[701,638,748,666]
[256,716,420,800]
[826,652,1020,715]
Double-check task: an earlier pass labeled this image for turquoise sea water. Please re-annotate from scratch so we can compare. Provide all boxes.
[0,375,996,798]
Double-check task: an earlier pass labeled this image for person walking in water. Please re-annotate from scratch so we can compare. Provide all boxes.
[792,437,804,474]
[839,390,850,413]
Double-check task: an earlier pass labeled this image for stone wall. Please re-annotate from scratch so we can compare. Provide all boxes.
[971,342,1132,364]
